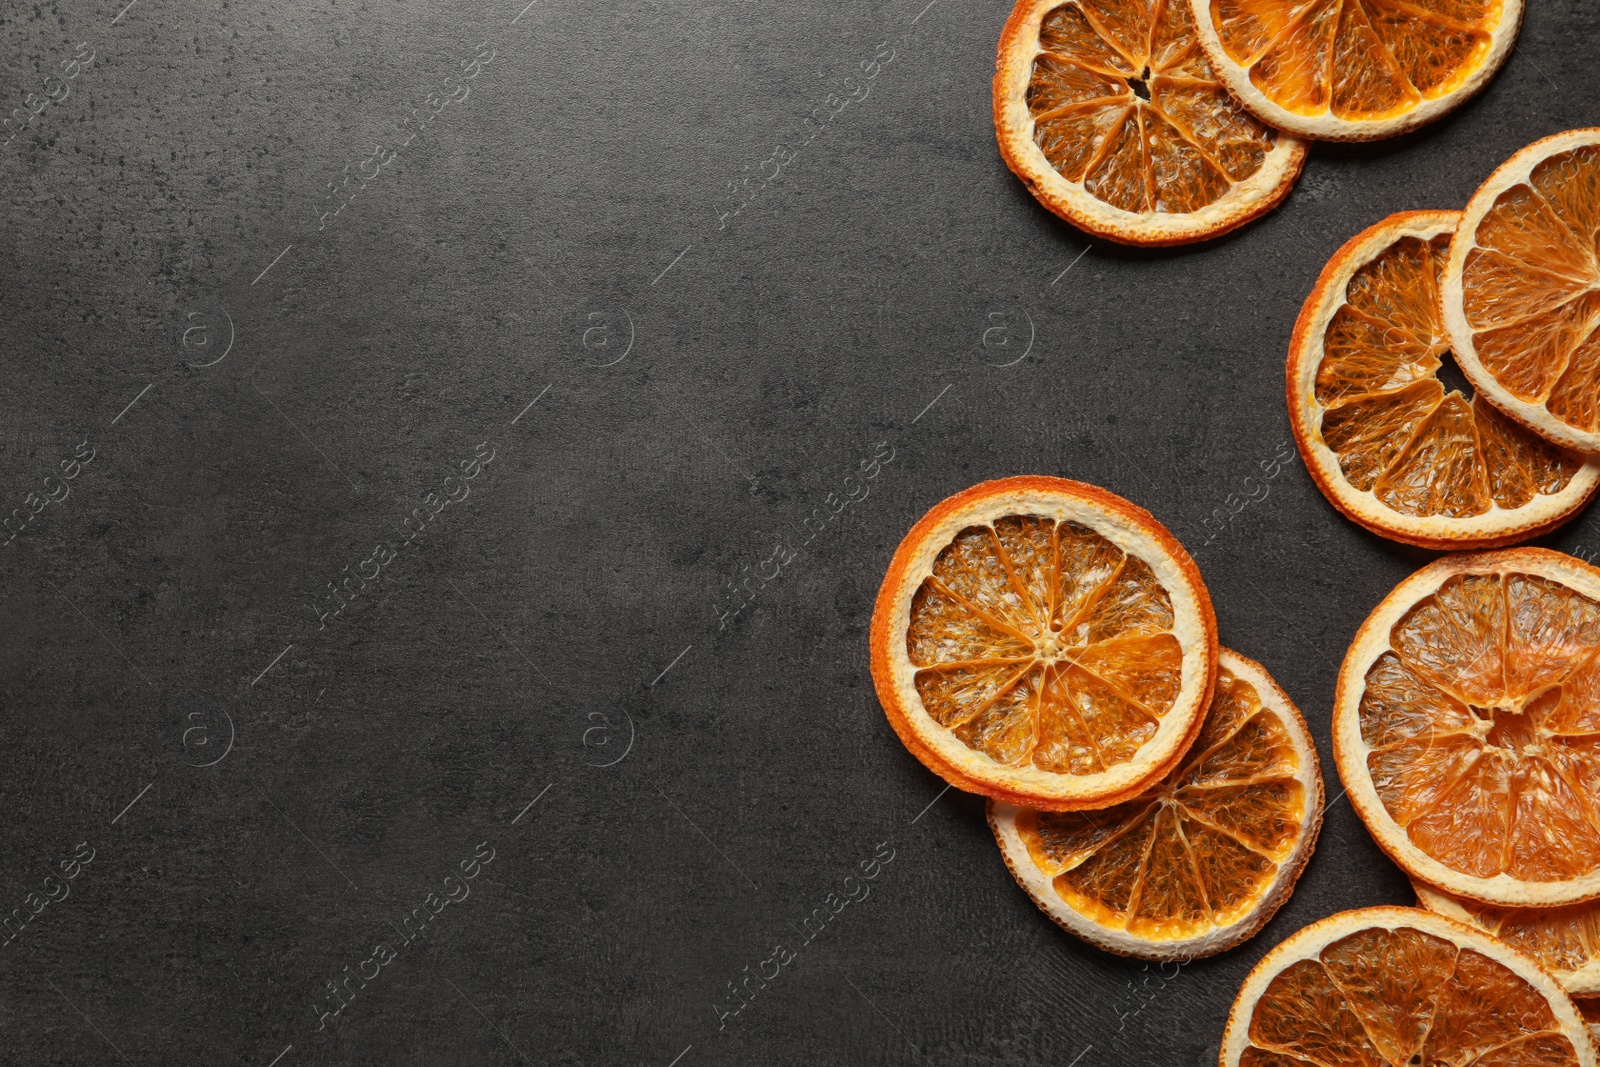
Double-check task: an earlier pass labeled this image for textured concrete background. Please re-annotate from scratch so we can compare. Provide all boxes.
[2,0,1598,1064]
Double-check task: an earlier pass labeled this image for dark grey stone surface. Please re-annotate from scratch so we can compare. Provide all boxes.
[2,0,1597,1064]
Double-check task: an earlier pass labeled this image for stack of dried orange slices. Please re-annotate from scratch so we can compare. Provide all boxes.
[1287,206,1600,549]
[892,129,1600,1060]
[1290,130,1600,549]
[1221,132,1600,1066]
[870,476,1325,961]
[1220,547,1600,1066]
[993,0,1524,245]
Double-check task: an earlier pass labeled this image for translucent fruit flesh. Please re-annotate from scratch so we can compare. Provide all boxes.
[1016,665,1306,940]
[1315,229,1582,517]
[908,516,1182,773]
[1212,0,1498,121]
[1359,571,1600,882]
[1463,145,1600,435]
[1241,924,1584,1066]
[1027,0,1284,215]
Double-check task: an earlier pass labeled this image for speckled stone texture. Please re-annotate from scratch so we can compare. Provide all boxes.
[2,0,1598,1064]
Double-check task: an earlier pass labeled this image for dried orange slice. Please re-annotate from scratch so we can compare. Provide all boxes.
[1415,881,1600,997]
[993,0,1307,246]
[989,648,1321,958]
[1334,548,1600,907]
[1442,129,1600,454]
[1288,209,1600,549]
[1221,906,1599,1067]
[869,476,1218,810]
[1190,0,1523,141]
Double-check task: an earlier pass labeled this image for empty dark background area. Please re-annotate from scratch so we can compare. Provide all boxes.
[2,1,1596,1065]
